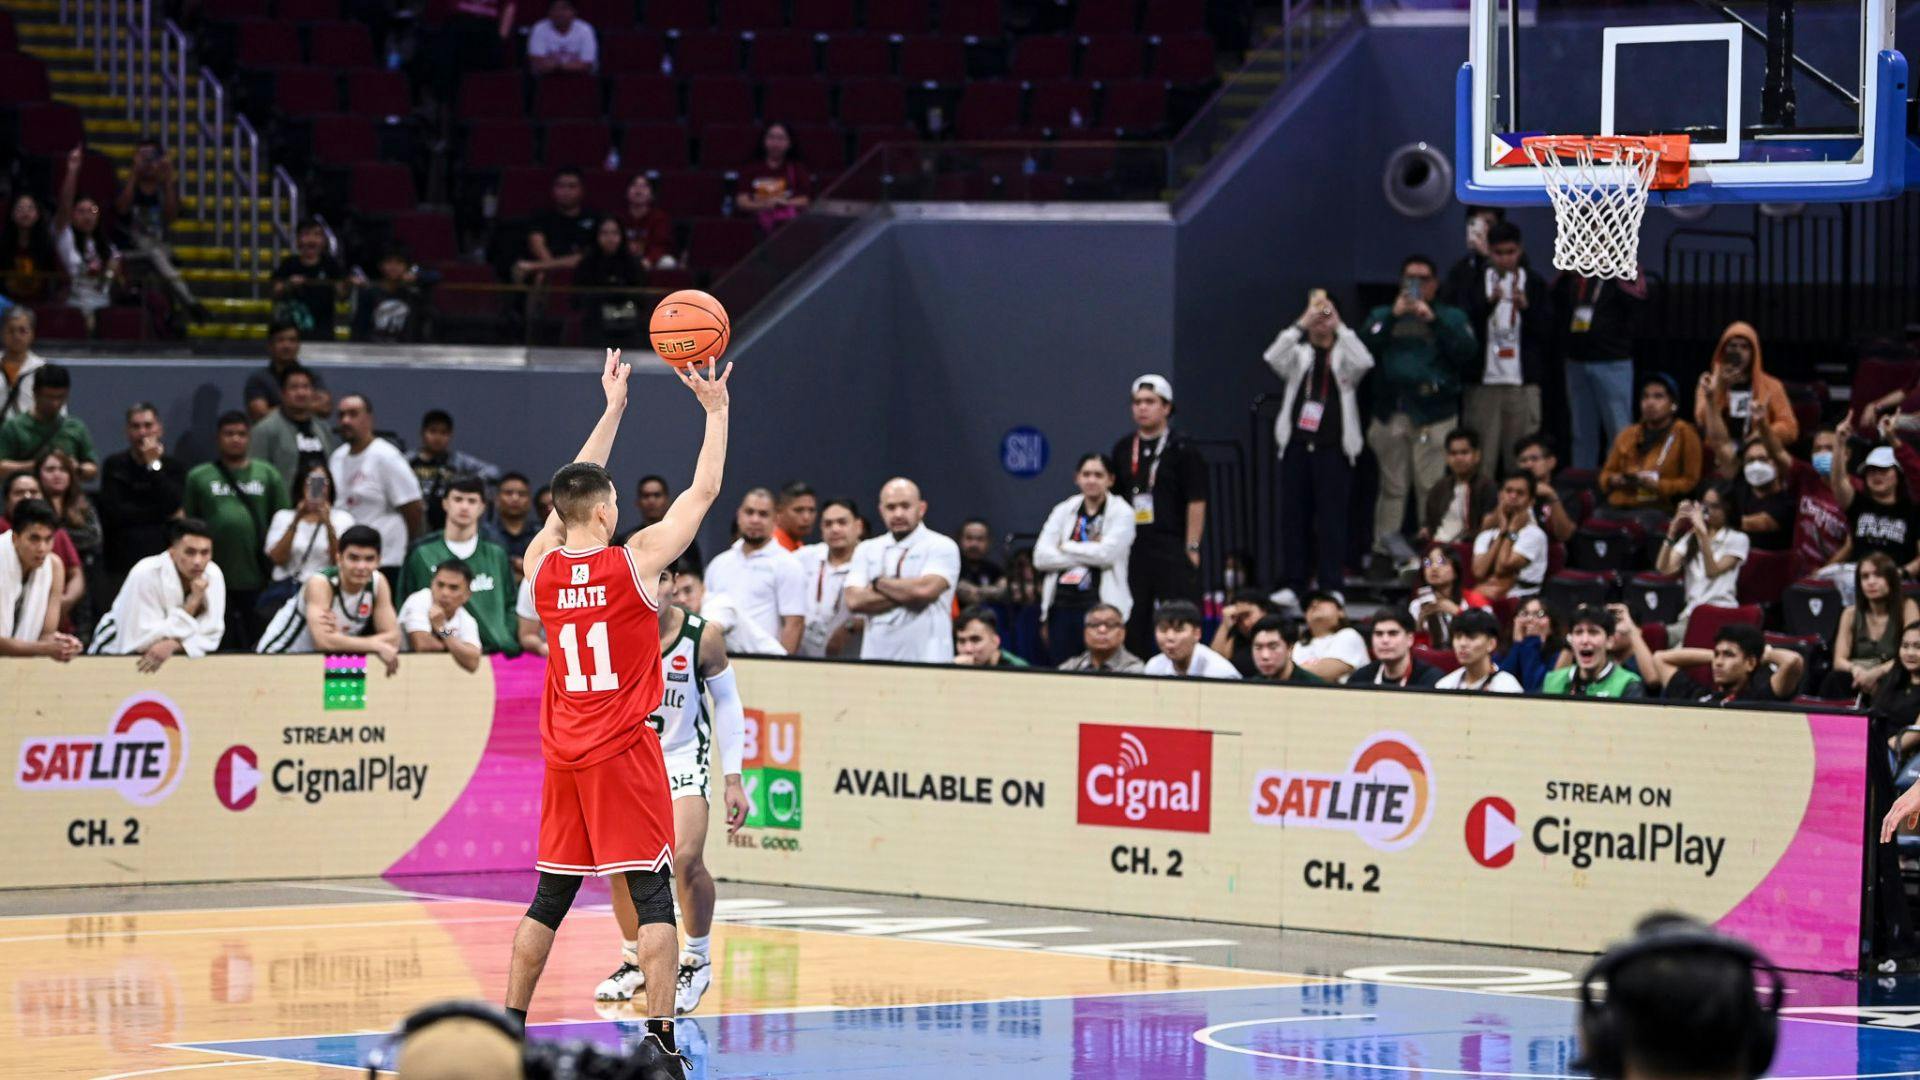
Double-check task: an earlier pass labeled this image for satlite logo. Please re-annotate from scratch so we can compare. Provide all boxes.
[1077,724,1212,834]
[742,709,801,830]
[1465,795,1520,868]
[17,694,189,806]
[214,746,260,811]
[1248,733,1433,851]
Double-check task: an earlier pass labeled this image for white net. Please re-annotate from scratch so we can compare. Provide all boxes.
[1523,137,1660,281]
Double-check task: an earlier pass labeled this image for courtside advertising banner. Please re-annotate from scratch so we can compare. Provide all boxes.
[2,656,1866,970]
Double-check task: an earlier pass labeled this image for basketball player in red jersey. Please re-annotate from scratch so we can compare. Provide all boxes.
[503,348,731,1073]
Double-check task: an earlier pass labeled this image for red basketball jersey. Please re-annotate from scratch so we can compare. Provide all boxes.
[532,544,666,769]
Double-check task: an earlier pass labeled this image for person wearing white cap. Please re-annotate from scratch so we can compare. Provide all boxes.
[1825,426,1920,583]
[1110,374,1208,659]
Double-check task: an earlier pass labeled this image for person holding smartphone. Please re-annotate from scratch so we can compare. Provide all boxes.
[264,462,355,588]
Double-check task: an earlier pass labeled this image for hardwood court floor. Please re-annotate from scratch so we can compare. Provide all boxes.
[4,875,1916,1079]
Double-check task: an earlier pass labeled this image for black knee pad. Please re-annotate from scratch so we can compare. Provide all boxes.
[626,868,676,928]
[525,871,583,931]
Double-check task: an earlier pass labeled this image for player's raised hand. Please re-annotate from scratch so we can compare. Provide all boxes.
[602,347,631,411]
[676,359,733,414]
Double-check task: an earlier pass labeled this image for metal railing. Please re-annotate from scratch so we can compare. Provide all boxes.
[61,0,297,295]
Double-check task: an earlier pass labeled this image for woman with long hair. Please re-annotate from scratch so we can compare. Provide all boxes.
[1826,552,1920,700]
[575,217,645,345]
[735,121,813,233]
[1655,481,1749,639]
[1409,541,1490,647]
[1032,452,1134,665]
[54,147,121,322]
[1872,621,1920,761]
[1498,595,1566,692]
[0,194,61,301]
[35,449,97,624]
[264,460,356,588]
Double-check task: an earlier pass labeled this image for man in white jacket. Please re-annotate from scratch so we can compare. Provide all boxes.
[89,517,225,672]
[1032,452,1134,666]
[1263,294,1373,608]
[0,499,81,660]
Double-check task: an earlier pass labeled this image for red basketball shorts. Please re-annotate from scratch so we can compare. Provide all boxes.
[537,736,675,876]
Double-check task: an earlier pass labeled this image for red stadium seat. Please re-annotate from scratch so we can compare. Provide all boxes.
[0,52,49,103]
[94,306,147,342]
[0,13,16,52]
[308,22,375,67]
[432,261,504,321]
[698,123,761,168]
[1681,603,1763,651]
[955,80,1022,138]
[823,33,892,77]
[790,123,846,169]
[542,121,613,168]
[1852,356,1920,423]
[836,79,905,126]
[1098,80,1166,134]
[574,0,638,26]
[389,210,460,263]
[748,30,817,77]
[1025,80,1094,135]
[238,21,303,66]
[853,123,918,156]
[274,67,340,117]
[1736,548,1796,609]
[278,0,340,19]
[1149,32,1214,84]
[792,0,856,32]
[309,113,380,163]
[351,161,417,214]
[675,30,744,75]
[864,0,929,33]
[939,0,1001,37]
[761,77,831,122]
[16,102,81,156]
[462,119,536,169]
[348,70,412,116]
[496,166,553,218]
[535,74,603,119]
[1074,0,1138,34]
[1637,621,1667,652]
[1080,35,1146,81]
[898,36,965,84]
[1491,595,1524,637]
[1010,36,1073,80]
[644,0,712,29]
[610,74,678,120]
[458,71,525,119]
[686,76,756,125]
[619,122,694,170]
[583,170,629,215]
[718,0,783,30]
[31,306,87,340]
[1142,0,1205,34]
[600,29,667,73]
[687,216,760,270]
[654,171,729,217]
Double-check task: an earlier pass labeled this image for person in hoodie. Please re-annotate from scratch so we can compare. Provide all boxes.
[1695,321,1797,471]
[1460,221,1553,480]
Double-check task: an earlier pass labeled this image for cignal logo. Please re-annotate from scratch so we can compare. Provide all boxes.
[1248,733,1433,851]
[17,694,190,806]
[1077,724,1212,834]
[214,745,261,812]
[742,709,801,830]
[1465,795,1520,868]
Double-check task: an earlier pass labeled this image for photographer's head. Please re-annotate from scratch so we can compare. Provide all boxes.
[377,1002,521,1080]
[1577,914,1781,1080]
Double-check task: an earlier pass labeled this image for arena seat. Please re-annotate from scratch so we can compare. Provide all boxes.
[1851,356,1920,423]
[655,171,730,217]
[823,34,894,78]
[676,31,746,76]
[16,102,81,157]
[619,122,695,170]
[720,0,785,30]
[1081,35,1147,81]
[348,70,412,117]
[793,0,857,33]
[541,122,612,169]
[275,68,341,117]
[899,36,966,85]
[864,0,930,33]
[601,29,667,72]
[1143,0,1206,34]
[463,119,537,171]
[687,216,761,271]
[0,12,15,52]
[748,30,818,77]
[0,52,49,103]
[1150,32,1216,84]
[687,76,757,126]
[1568,519,1641,573]
[1542,570,1611,620]
[1682,603,1763,651]
[277,0,341,20]
[1025,81,1096,136]
[389,210,461,263]
[351,161,418,215]
[238,21,303,67]
[495,166,553,218]
[791,123,848,170]
[699,123,761,169]
[956,80,1024,138]
[761,77,833,123]
[610,75,679,121]
[645,0,713,30]
[940,0,1002,38]
[535,75,604,120]
[1076,0,1139,34]
[309,114,381,165]
[1624,572,1684,628]
[309,22,376,68]
[31,305,87,340]
[1782,576,1843,643]
[458,71,526,120]
[1413,645,1460,674]
[838,79,907,126]
[1736,548,1796,610]
[1011,36,1074,81]
[1098,80,1167,135]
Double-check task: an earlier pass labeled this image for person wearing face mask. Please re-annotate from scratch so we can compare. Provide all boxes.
[1695,322,1797,464]
[1791,425,1849,575]
[1730,435,1794,551]
[1033,452,1135,666]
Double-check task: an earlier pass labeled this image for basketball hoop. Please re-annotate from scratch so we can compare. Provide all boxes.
[1521,135,1690,281]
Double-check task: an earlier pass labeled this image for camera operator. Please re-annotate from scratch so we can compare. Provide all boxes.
[375,1000,688,1080]
[1575,914,1781,1080]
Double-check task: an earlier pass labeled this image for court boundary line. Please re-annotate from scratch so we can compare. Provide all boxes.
[0,897,470,923]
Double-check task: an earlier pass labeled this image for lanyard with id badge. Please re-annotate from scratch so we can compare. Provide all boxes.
[1131,434,1165,525]
[1297,350,1334,435]
[1569,277,1599,333]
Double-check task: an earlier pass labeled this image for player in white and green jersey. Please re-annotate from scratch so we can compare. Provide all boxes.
[596,597,747,1015]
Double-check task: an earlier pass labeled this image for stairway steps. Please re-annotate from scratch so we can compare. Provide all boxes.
[182,194,276,212]
[189,322,351,341]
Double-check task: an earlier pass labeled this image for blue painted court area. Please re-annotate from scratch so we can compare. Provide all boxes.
[178,981,1920,1078]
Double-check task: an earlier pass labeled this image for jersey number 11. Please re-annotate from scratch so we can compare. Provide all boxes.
[558,621,620,692]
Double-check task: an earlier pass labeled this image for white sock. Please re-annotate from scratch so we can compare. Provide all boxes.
[685,934,710,960]
[621,939,639,966]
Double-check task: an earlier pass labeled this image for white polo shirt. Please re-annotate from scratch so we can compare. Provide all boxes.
[795,541,856,658]
[329,437,422,569]
[398,587,481,650]
[1144,643,1242,679]
[704,538,808,645]
[847,523,961,663]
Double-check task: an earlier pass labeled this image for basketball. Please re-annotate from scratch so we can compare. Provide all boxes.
[649,289,730,368]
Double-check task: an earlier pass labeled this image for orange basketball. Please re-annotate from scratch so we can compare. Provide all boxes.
[648,289,730,369]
